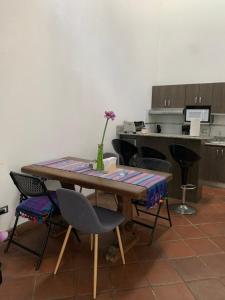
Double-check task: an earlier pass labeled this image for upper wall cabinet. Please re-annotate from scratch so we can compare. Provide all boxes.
[185,83,213,106]
[211,83,225,114]
[152,85,185,108]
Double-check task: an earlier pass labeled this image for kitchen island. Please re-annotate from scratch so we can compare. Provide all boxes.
[119,132,211,202]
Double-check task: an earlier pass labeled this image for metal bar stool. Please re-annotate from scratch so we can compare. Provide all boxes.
[169,144,201,215]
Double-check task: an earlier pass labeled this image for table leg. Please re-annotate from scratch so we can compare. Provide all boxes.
[105,195,139,263]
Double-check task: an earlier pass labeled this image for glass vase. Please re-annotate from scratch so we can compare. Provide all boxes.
[96,143,104,171]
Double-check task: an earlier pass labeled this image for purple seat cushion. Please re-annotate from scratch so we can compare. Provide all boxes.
[16,191,58,219]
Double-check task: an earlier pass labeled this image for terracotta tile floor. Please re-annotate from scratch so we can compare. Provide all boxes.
[1,185,225,299]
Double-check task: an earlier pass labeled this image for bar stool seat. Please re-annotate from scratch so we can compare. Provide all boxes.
[169,144,201,215]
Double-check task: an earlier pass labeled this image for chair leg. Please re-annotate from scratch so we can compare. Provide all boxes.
[165,197,172,227]
[79,186,83,193]
[36,219,53,270]
[4,214,19,253]
[134,204,140,216]
[93,234,98,299]
[54,225,72,275]
[149,202,162,245]
[72,228,81,243]
[115,226,125,264]
[90,234,93,251]
[114,194,118,206]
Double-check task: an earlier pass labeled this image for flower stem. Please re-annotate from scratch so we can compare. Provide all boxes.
[101,119,109,145]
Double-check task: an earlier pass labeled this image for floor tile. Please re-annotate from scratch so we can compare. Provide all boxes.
[115,287,155,300]
[76,292,113,300]
[200,254,225,276]
[141,260,182,285]
[134,244,163,261]
[174,225,206,239]
[211,236,225,251]
[110,263,149,290]
[185,238,222,255]
[188,279,225,300]
[197,223,225,237]
[170,215,192,226]
[171,257,215,281]
[155,227,181,242]
[2,253,37,279]
[76,267,112,295]
[153,283,195,300]
[157,240,195,258]
[0,276,35,300]
[34,271,75,300]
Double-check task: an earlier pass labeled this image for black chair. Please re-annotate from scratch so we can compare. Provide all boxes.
[54,188,125,299]
[132,158,172,244]
[169,144,201,215]
[5,172,79,270]
[139,146,166,160]
[112,139,138,166]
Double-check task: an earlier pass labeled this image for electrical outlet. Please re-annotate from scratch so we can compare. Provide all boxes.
[0,206,8,215]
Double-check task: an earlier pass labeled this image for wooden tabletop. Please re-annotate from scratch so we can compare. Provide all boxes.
[21,157,172,200]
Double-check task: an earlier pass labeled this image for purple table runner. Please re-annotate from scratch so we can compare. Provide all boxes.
[36,158,168,208]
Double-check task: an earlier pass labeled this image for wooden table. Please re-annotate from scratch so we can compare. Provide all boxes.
[22,157,172,261]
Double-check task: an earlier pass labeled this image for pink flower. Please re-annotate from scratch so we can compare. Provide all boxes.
[0,231,8,243]
[104,111,116,121]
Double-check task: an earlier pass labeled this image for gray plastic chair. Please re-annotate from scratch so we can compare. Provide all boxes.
[54,188,125,299]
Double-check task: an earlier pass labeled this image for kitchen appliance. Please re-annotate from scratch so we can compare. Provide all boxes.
[156,124,161,133]
[123,121,136,133]
[134,121,145,131]
[184,106,211,123]
[182,124,190,135]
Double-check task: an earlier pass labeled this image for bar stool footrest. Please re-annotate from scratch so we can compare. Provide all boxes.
[170,204,196,215]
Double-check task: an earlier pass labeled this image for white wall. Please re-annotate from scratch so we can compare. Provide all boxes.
[157,0,225,84]
[0,0,161,229]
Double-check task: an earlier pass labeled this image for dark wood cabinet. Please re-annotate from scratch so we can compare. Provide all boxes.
[211,83,225,114]
[185,83,212,106]
[152,82,225,113]
[152,85,185,108]
[201,145,225,183]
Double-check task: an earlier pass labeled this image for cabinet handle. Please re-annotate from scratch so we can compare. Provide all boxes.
[164,99,167,107]
[216,149,219,156]
[194,96,198,104]
[168,99,170,106]
[222,149,224,156]
[199,96,202,104]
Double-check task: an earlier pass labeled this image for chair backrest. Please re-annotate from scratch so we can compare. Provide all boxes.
[136,157,172,173]
[169,144,201,163]
[56,188,104,234]
[10,171,59,211]
[139,146,166,160]
[112,139,138,166]
[10,172,47,198]
[169,144,201,185]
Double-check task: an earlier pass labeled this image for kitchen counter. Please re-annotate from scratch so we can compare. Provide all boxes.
[204,141,225,147]
[119,132,205,202]
[119,132,212,141]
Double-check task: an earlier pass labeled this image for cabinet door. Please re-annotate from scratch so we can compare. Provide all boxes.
[198,83,212,105]
[211,83,225,113]
[217,147,225,183]
[201,146,217,182]
[169,85,185,108]
[185,84,199,105]
[152,86,168,108]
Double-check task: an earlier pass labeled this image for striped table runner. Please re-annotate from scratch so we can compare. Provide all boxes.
[36,158,167,208]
